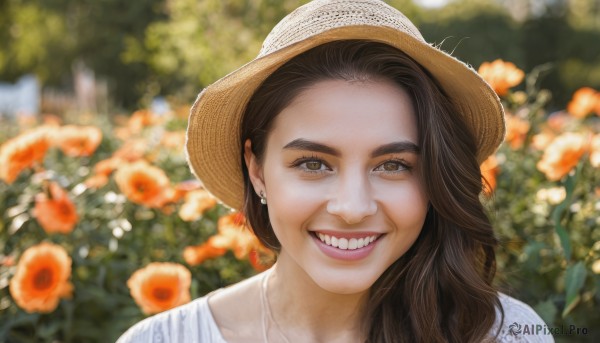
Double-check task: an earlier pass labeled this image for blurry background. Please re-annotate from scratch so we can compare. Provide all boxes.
[1,1,600,342]
[0,0,599,116]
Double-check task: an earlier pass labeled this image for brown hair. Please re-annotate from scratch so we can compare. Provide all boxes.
[240,40,504,343]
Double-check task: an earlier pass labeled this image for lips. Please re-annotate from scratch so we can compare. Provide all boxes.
[313,232,380,250]
[309,230,384,261]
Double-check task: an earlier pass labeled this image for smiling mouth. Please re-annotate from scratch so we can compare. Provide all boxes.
[310,232,382,250]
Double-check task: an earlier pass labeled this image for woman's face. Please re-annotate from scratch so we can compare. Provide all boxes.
[244,79,429,294]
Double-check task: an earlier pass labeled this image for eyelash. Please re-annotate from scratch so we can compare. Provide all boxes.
[290,154,412,175]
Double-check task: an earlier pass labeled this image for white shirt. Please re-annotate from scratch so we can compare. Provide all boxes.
[117,290,555,342]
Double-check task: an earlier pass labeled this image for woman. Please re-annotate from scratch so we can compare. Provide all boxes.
[119,0,552,342]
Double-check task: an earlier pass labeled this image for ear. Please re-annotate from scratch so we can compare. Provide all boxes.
[243,139,266,196]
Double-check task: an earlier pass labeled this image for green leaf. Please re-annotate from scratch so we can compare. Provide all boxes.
[0,312,40,337]
[553,222,571,262]
[533,299,557,324]
[562,261,587,318]
[37,321,61,339]
[550,161,582,262]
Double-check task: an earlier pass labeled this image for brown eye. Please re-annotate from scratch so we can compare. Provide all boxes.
[375,160,411,174]
[383,162,400,171]
[306,161,322,170]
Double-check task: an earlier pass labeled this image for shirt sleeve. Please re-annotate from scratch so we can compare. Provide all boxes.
[115,296,226,343]
[488,293,555,343]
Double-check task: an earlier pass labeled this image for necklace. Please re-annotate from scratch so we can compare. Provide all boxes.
[260,268,292,343]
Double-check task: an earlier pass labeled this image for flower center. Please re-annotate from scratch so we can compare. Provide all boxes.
[34,267,54,290]
[58,202,73,216]
[152,287,173,301]
[134,181,148,194]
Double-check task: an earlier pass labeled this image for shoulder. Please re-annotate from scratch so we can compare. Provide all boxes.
[487,292,555,343]
[207,270,266,341]
[116,295,226,343]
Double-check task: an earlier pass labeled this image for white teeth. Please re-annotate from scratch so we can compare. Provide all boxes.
[348,238,358,249]
[316,233,379,250]
[338,238,348,250]
[331,236,339,248]
[357,238,365,248]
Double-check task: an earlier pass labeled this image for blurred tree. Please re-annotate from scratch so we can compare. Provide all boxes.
[567,0,600,30]
[128,0,311,103]
[417,0,523,70]
[415,0,600,110]
[1,0,599,110]
[0,0,166,108]
[521,6,600,108]
[68,0,167,107]
[0,0,75,84]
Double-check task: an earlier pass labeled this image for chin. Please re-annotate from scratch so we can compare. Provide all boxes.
[310,268,380,295]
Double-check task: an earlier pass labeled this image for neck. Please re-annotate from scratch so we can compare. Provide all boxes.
[265,251,369,343]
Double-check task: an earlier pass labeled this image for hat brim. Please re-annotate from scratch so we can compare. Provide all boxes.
[186,25,505,211]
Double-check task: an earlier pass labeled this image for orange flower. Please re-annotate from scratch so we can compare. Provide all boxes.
[567,87,599,118]
[127,262,191,315]
[84,174,110,189]
[212,213,273,260]
[248,249,276,272]
[54,125,102,157]
[128,110,160,133]
[83,157,122,189]
[537,132,589,181]
[185,213,276,268]
[94,157,122,176]
[0,127,51,183]
[546,112,574,132]
[590,134,600,168]
[178,188,217,222]
[531,130,555,151]
[480,155,499,195]
[504,114,530,149]
[33,182,79,234]
[9,242,73,313]
[183,238,227,266]
[113,139,147,162]
[478,59,525,96]
[172,180,203,203]
[114,161,172,208]
[161,131,186,149]
[114,127,133,141]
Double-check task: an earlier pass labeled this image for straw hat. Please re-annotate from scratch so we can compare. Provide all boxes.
[185,0,506,211]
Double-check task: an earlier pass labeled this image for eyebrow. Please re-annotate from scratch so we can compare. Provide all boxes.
[282,138,420,158]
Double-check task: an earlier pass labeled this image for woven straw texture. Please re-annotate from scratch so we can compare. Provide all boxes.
[186,0,506,211]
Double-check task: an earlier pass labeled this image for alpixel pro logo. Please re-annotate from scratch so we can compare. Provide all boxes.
[509,322,589,336]
[509,322,522,335]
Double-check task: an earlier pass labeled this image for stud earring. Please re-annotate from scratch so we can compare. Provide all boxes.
[259,191,267,205]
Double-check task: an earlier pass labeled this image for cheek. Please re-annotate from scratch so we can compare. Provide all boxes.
[377,181,429,240]
[263,170,325,239]
[378,180,429,212]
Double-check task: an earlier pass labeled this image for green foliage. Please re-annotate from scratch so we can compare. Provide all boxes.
[0,0,75,83]
[0,114,259,342]
[1,0,599,110]
[483,69,600,341]
[136,0,311,101]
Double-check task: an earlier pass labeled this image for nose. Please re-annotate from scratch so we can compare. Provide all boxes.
[326,169,378,225]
